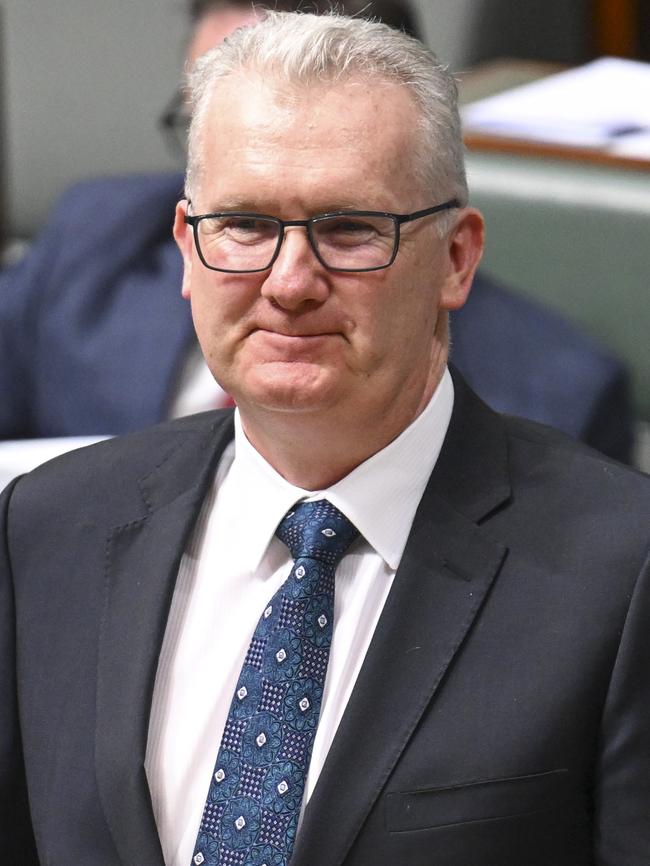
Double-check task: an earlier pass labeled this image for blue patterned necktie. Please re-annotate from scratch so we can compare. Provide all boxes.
[191,499,359,866]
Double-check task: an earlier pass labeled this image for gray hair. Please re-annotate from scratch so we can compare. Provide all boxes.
[185,10,467,222]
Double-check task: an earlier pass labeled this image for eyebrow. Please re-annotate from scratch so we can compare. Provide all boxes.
[198,200,367,215]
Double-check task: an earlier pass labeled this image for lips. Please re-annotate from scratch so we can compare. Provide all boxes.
[250,328,340,356]
[254,325,337,338]
[256,329,334,343]
[253,325,340,340]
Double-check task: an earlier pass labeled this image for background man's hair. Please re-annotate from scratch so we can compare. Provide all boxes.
[185,10,468,223]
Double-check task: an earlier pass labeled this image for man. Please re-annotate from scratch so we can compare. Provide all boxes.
[0,0,634,464]
[2,11,649,866]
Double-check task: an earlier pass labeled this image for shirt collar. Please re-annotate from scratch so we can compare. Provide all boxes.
[228,367,454,572]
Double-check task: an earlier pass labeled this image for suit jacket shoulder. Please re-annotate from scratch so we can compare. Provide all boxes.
[452,273,633,462]
[6,408,232,525]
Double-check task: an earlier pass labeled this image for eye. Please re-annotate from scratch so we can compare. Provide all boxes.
[315,217,379,246]
[227,217,268,233]
[200,216,278,244]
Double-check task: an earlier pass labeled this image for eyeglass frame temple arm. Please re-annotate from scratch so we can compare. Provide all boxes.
[395,198,461,225]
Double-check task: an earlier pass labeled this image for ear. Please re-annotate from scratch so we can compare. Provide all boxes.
[173,199,194,300]
[439,207,485,311]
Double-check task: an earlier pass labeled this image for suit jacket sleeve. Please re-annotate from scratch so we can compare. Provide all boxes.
[0,479,39,862]
[596,546,650,864]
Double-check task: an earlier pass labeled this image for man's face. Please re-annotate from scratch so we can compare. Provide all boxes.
[175,74,481,429]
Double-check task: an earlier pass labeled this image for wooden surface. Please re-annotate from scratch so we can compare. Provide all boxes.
[463,131,650,171]
[457,59,566,105]
[459,59,650,172]
[594,0,638,57]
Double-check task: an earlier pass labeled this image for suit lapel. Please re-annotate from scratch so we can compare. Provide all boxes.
[95,414,234,866]
[291,373,512,866]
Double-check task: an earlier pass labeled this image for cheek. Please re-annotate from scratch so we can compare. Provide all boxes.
[381,280,440,358]
[190,281,222,341]
[190,292,238,371]
[343,297,410,375]
[191,272,260,334]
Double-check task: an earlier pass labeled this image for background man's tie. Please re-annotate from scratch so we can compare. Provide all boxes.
[191,500,359,866]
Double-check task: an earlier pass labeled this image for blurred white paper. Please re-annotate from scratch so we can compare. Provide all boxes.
[462,57,650,155]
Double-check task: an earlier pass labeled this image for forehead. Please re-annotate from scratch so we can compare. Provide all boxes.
[195,73,424,210]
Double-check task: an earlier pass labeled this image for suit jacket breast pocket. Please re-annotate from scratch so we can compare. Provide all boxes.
[384,769,587,833]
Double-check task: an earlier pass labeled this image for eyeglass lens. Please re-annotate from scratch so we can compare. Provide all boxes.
[195,214,397,272]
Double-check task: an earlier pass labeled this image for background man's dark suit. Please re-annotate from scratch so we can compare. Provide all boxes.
[0,173,633,462]
[2,372,648,865]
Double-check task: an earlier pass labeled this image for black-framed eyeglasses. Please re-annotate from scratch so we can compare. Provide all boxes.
[184,199,460,273]
[158,90,191,161]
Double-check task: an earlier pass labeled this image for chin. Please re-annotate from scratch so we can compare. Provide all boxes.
[235,364,344,413]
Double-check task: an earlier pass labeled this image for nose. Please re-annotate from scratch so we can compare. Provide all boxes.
[260,225,330,310]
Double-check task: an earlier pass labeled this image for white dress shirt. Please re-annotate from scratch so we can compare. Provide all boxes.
[145,368,454,866]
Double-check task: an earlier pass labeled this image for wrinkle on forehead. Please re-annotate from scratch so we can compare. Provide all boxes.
[195,72,422,208]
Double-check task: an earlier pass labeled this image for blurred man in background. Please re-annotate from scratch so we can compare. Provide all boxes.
[0,0,633,462]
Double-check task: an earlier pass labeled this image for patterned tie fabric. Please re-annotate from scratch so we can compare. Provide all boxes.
[191,500,359,866]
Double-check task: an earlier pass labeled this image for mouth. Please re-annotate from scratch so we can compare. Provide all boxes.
[250,328,342,355]
[254,327,340,340]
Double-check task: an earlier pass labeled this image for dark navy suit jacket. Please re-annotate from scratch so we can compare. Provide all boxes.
[2,374,650,865]
[0,173,633,461]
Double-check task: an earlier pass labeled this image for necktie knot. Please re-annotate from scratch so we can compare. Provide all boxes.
[275,500,359,566]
